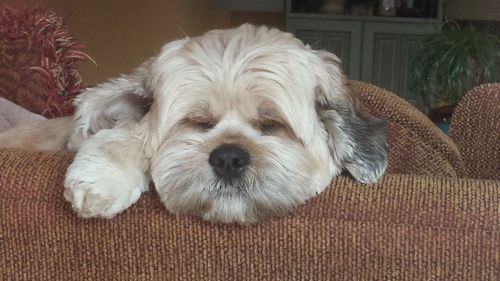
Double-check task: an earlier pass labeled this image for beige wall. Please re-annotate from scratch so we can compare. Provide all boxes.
[446,0,500,21]
[3,0,497,83]
[0,0,284,84]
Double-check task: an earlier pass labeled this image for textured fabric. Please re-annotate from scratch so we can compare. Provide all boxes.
[1,149,498,280]
[0,7,89,117]
[449,83,500,180]
[351,81,466,177]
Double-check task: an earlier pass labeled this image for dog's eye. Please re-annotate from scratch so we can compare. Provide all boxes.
[259,120,283,134]
[182,116,216,131]
[195,120,215,130]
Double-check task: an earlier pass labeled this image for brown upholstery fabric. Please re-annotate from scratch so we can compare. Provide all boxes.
[449,84,500,180]
[351,81,466,177]
[1,149,498,280]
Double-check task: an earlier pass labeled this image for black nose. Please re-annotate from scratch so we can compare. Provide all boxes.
[208,144,250,178]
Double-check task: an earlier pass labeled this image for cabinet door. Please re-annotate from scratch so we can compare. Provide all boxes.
[362,22,436,106]
[287,18,362,79]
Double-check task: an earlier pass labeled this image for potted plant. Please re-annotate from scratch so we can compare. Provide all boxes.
[409,22,500,132]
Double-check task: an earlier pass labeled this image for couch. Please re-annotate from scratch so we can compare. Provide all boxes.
[1,7,499,281]
[1,82,499,280]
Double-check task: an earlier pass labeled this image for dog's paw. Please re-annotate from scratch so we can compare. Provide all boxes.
[63,128,149,218]
[63,179,144,218]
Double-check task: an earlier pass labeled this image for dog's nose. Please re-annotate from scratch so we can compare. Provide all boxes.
[209,144,250,178]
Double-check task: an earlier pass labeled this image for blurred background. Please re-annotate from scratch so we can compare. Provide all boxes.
[0,0,285,84]
[0,0,498,118]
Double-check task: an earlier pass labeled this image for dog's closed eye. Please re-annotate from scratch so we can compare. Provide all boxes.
[255,119,284,134]
[253,103,289,135]
[194,120,216,130]
[181,115,217,131]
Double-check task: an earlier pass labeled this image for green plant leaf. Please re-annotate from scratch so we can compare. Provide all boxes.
[409,22,500,109]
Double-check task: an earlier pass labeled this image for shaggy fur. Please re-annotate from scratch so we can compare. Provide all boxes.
[0,24,388,223]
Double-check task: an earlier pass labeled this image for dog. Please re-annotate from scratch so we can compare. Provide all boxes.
[0,24,388,223]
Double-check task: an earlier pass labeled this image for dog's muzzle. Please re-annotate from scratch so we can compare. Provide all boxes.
[209,144,250,179]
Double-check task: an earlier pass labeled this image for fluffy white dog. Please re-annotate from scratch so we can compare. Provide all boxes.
[0,24,388,223]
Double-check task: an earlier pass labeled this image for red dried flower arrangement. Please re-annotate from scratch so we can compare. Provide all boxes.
[0,6,92,117]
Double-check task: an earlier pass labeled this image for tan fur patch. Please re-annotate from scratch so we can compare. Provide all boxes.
[0,117,74,151]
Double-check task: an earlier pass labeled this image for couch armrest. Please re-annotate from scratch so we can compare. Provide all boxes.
[1,149,498,280]
[450,83,500,180]
[351,81,466,177]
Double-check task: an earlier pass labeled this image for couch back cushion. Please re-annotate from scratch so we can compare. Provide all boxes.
[350,81,465,177]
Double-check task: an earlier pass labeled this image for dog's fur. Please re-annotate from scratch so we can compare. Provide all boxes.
[0,24,388,223]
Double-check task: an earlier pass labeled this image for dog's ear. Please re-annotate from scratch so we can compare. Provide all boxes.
[314,50,388,183]
[74,59,154,137]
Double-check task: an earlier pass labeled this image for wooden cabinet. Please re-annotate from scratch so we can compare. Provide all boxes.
[208,0,285,12]
[362,22,436,105]
[288,18,362,80]
[287,15,439,107]
[285,0,443,105]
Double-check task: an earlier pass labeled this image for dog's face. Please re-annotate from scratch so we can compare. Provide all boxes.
[74,24,387,223]
[117,24,387,223]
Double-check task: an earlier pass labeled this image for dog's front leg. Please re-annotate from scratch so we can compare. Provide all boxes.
[64,127,149,218]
